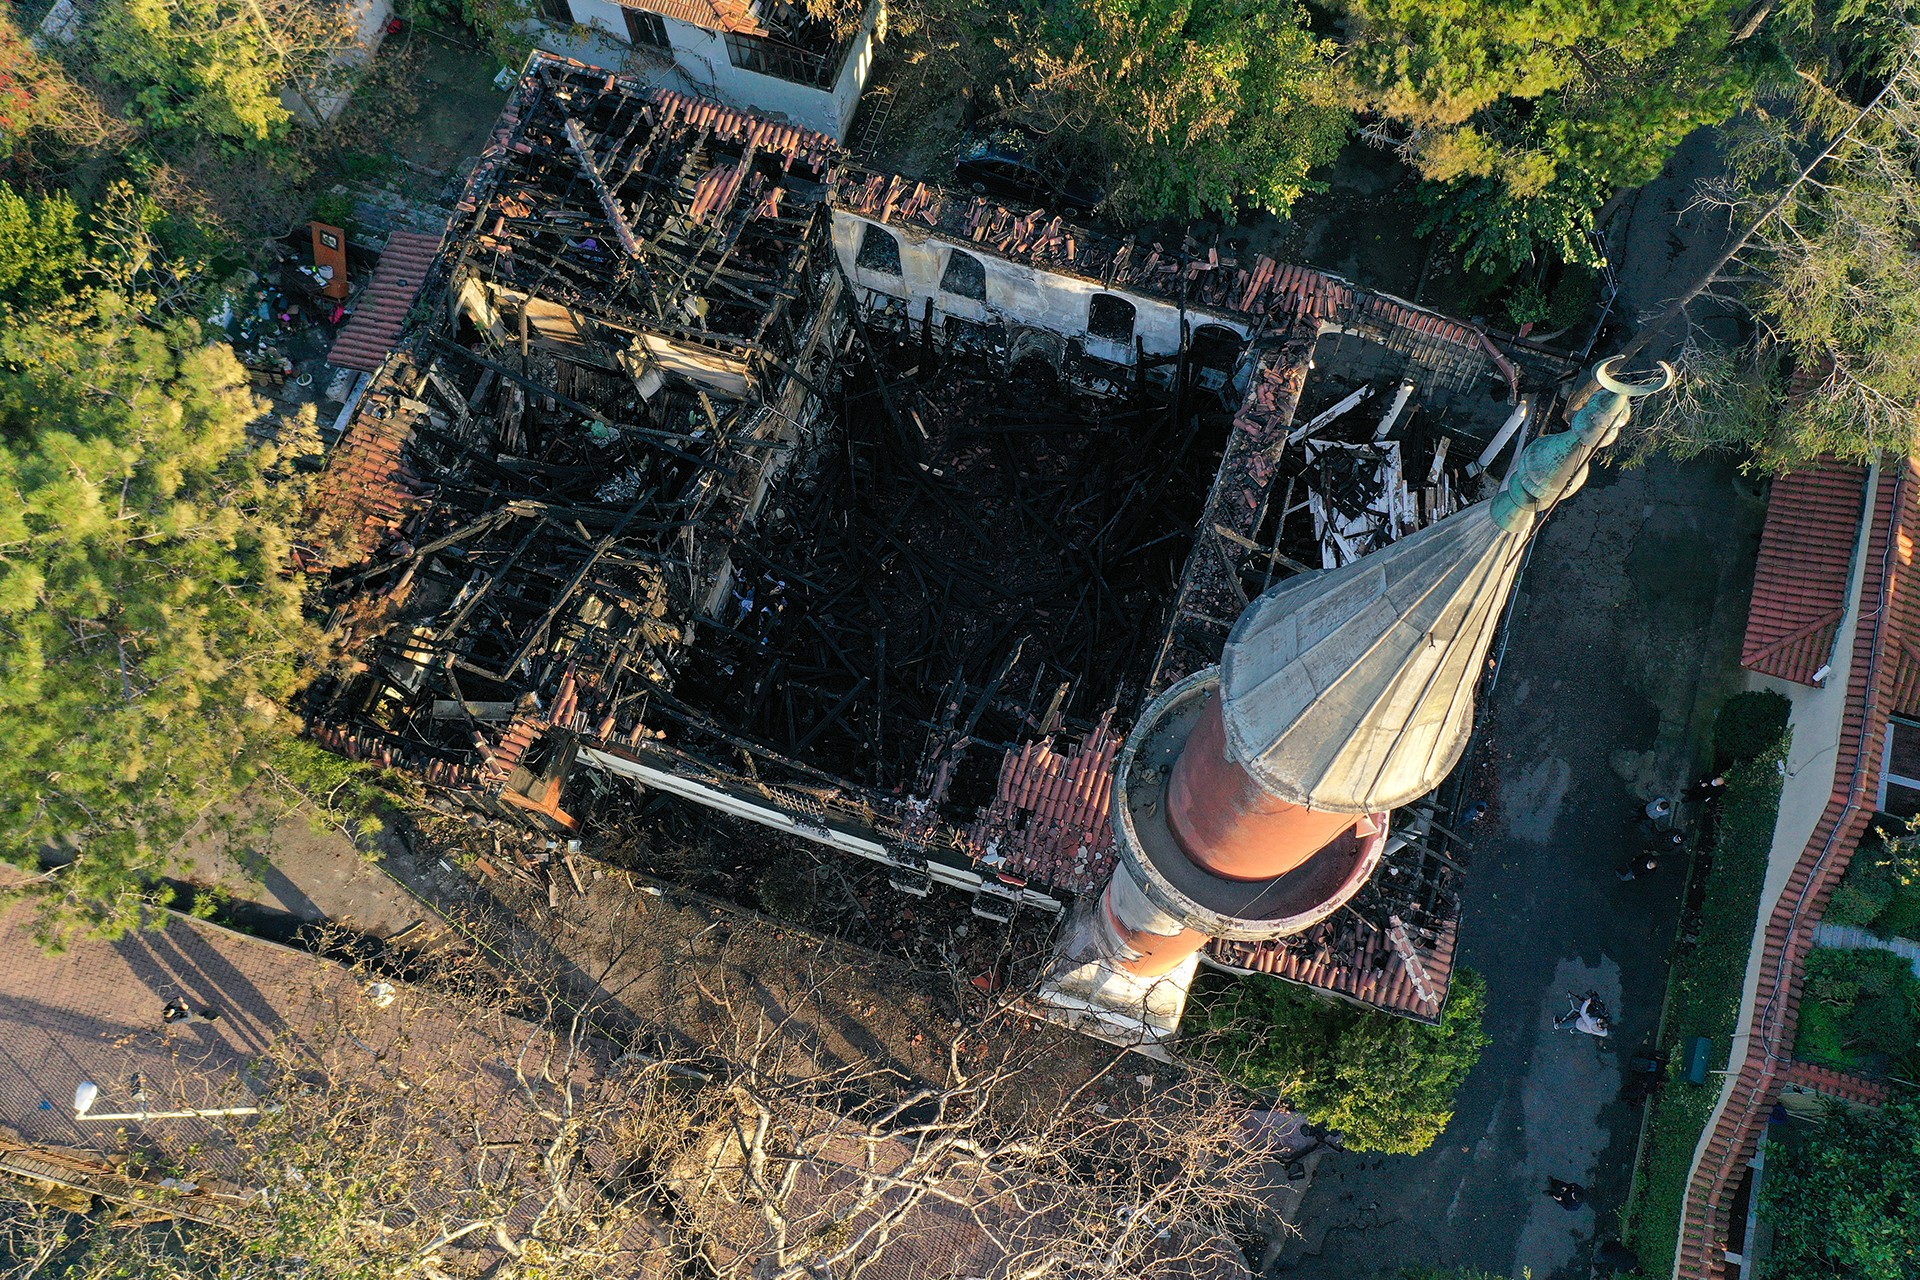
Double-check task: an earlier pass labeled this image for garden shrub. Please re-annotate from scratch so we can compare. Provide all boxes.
[1763,1095,1920,1280]
[1713,689,1790,766]
[1824,830,1920,939]
[1797,947,1920,1071]
[1193,968,1489,1155]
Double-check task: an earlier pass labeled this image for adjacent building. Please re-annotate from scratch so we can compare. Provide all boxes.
[1677,455,1920,1280]
[557,0,880,139]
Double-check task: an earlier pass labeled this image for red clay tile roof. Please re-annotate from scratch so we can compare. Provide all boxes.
[615,0,766,33]
[1679,458,1920,1280]
[301,371,431,569]
[1742,459,1868,684]
[328,230,444,373]
[1779,1060,1894,1107]
[967,711,1121,895]
[1207,893,1459,1025]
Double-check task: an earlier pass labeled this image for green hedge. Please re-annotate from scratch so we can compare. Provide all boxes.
[1713,689,1791,767]
[1626,732,1789,1277]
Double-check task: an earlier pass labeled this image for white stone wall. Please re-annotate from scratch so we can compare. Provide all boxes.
[283,0,393,126]
[564,0,875,140]
[829,211,1252,366]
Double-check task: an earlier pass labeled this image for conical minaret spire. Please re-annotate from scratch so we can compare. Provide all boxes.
[1037,358,1673,1044]
[1220,357,1674,814]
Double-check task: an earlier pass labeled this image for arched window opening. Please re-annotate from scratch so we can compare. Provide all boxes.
[1190,323,1244,369]
[939,249,987,300]
[855,223,902,275]
[1088,293,1136,344]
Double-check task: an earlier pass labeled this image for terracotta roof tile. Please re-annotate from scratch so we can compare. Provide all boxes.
[965,712,1121,895]
[1779,1060,1893,1106]
[1742,459,1868,684]
[613,0,766,32]
[329,231,445,374]
[1206,896,1459,1024]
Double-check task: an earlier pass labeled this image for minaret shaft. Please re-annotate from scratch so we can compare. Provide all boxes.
[1166,698,1363,882]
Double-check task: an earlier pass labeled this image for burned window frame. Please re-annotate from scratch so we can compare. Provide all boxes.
[724,30,841,89]
[939,249,987,301]
[623,7,670,46]
[1087,293,1137,345]
[855,223,902,276]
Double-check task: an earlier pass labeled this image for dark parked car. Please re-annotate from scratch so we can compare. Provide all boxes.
[953,128,1106,218]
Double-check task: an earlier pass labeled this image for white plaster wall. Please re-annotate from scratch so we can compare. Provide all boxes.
[567,0,636,43]
[565,1,874,139]
[283,0,392,125]
[830,210,1250,364]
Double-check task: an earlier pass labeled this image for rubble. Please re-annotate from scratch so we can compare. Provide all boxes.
[304,54,1572,1023]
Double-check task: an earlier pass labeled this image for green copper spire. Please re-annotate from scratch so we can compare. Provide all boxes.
[1491,357,1675,532]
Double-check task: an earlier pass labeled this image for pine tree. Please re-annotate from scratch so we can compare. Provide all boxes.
[0,299,322,942]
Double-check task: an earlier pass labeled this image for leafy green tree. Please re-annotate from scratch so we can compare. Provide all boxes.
[0,182,88,314]
[1,16,134,162]
[1196,968,1489,1154]
[1762,1095,1920,1280]
[1001,0,1352,220]
[1330,0,1726,132]
[0,301,321,942]
[1414,22,1753,273]
[91,0,355,146]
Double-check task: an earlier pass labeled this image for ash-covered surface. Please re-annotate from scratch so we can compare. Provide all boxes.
[671,338,1229,809]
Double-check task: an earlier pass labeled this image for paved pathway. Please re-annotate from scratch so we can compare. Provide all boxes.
[1812,922,1920,978]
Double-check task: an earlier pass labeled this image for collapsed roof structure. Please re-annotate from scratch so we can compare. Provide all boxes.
[306,54,1570,1027]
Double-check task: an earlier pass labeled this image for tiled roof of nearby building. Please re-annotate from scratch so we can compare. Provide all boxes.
[1779,1060,1894,1107]
[328,230,443,373]
[1741,459,1868,684]
[1679,458,1920,1280]
[615,0,766,33]
[0,905,340,1176]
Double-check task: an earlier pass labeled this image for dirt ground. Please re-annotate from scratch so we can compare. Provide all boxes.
[165,781,1160,1119]
[1238,145,1430,302]
[374,30,512,189]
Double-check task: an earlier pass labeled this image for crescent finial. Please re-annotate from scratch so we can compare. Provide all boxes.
[1595,356,1676,398]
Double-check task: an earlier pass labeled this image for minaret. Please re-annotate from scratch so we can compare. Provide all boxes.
[1038,358,1673,1044]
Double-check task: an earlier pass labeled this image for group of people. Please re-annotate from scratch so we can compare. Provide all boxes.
[1615,772,1726,882]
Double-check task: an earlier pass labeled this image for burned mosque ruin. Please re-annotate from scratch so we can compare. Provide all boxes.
[304,54,1614,1044]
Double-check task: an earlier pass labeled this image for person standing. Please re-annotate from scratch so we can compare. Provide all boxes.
[1617,849,1660,881]
[1547,1178,1587,1210]
[1686,774,1728,803]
